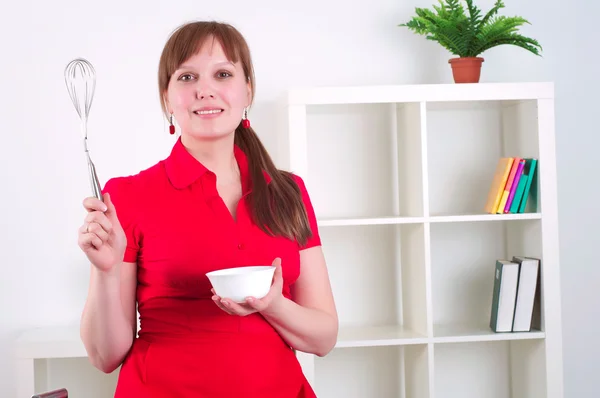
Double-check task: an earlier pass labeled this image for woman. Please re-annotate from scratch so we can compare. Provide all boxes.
[77,20,338,397]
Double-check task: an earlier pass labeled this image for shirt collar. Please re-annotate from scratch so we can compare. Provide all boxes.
[164,137,271,191]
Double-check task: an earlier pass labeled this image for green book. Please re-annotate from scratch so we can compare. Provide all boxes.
[518,159,538,213]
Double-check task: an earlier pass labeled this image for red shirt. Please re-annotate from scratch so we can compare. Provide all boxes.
[103,137,321,397]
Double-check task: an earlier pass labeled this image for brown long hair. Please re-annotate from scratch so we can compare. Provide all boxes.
[158,21,313,246]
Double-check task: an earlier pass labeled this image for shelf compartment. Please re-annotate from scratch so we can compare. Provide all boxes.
[304,101,426,219]
[314,346,402,398]
[429,219,542,333]
[315,344,432,398]
[320,222,430,337]
[433,339,547,398]
[425,99,540,217]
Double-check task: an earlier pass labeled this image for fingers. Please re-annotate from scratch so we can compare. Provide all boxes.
[272,257,282,278]
[244,296,266,312]
[82,196,107,213]
[78,200,113,251]
[84,211,113,234]
[102,193,118,218]
[212,295,235,315]
[78,220,108,250]
[78,212,112,250]
[78,193,122,256]
[211,289,254,316]
[224,300,250,314]
[211,289,234,315]
[272,258,283,287]
[78,229,103,250]
[79,220,109,242]
[83,193,119,223]
[227,301,256,316]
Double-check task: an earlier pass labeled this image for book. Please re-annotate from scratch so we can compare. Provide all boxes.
[511,256,541,331]
[504,158,526,213]
[484,157,514,214]
[496,157,522,214]
[518,159,538,213]
[490,260,520,332]
[508,161,530,213]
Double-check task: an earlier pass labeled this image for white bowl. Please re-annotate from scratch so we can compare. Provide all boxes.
[206,265,275,303]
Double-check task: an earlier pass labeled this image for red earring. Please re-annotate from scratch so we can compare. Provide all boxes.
[242,108,250,128]
[169,113,175,135]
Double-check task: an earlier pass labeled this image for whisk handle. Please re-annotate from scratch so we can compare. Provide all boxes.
[86,152,103,201]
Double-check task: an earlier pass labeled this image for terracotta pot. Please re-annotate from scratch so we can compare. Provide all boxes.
[448,57,484,83]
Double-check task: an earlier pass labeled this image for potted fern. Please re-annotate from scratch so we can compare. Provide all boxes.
[399,0,542,83]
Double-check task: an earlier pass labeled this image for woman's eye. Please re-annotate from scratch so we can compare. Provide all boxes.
[179,74,194,81]
[217,71,232,78]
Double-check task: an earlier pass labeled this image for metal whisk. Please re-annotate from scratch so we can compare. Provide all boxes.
[64,58,103,201]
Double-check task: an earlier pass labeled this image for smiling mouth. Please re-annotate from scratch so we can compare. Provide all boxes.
[194,109,224,115]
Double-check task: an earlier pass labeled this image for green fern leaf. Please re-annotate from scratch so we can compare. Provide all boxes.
[477,0,505,31]
[399,0,541,58]
[475,34,543,55]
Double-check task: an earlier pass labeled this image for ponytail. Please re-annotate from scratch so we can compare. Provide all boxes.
[234,125,312,247]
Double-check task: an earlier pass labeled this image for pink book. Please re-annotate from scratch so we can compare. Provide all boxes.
[504,158,526,213]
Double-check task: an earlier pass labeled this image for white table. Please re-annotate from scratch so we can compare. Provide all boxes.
[16,326,87,397]
[16,324,314,397]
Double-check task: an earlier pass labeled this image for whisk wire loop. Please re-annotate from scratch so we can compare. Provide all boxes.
[64,57,103,201]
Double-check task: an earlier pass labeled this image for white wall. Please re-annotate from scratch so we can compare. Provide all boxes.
[0,0,597,396]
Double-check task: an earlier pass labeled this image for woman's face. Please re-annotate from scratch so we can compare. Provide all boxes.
[165,37,251,140]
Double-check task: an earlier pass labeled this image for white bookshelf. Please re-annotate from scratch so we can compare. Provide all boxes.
[282,82,563,398]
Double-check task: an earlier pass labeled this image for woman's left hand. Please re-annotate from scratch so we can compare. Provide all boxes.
[212,257,284,316]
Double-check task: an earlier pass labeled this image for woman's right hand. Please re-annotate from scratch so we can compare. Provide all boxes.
[78,193,127,273]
